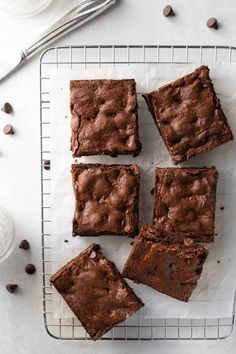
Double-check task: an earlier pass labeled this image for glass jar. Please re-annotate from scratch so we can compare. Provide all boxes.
[0,0,52,17]
[0,207,14,262]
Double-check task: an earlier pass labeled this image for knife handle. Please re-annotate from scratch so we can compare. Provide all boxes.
[23,0,116,59]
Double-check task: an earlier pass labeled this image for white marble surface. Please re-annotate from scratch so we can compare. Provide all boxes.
[0,0,235,353]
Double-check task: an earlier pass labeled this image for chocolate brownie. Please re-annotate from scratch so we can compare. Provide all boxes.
[143,66,233,164]
[50,244,144,340]
[153,167,218,243]
[70,79,141,157]
[71,164,140,236]
[122,224,208,302]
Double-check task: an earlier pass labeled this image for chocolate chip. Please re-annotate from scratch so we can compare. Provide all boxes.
[163,5,174,17]
[6,284,18,293]
[43,160,50,170]
[217,260,220,264]
[25,264,36,274]
[1,102,13,114]
[19,239,30,250]
[207,17,218,29]
[3,124,14,135]
[150,188,154,195]
[64,239,68,243]
[220,206,224,210]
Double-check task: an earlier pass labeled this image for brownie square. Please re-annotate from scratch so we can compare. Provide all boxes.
[143,65,233,165]
[153,167,218,243]
[50,244,144,340]
[70,79,141,157]
[71,163,140,236]
[122,224,208,302]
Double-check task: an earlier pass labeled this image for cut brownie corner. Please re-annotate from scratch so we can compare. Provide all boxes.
[122,224,208,302]
[143,65,233,165]
[50,243,144,341]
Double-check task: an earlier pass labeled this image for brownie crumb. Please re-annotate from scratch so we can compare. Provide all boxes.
[130,241,134,246]
[220,207,224,210]
[215,233,218,236]
[150,188,154,195]
[64,239,68,243]
[217,260,220,264]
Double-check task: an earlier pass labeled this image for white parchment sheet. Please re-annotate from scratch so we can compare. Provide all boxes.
[49,63,236,319]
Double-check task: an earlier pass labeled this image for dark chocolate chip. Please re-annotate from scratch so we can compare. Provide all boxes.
[6,284,18,293]
[220,206,224,210]
[1,102,13,114]
[163,5,174,17]
[3,124,14,135]
[150,188,154,195]
[25,264,36,274]
[43,160,50,170]
[207,17,218,29]
[217,260,220,264]
[19,239,30,250]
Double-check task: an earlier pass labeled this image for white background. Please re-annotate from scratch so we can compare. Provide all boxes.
[0,0,236,353]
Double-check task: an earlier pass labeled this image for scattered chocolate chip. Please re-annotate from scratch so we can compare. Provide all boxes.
[19,239,30,250]
[163,5,174,17]
[90,251,97,259]
[64,239,68,243]
[3,124,14,135]
[220,206,224,210]
[150,188,154,195]
[25,264,36,274]
[43,160,50,170]
[6,284,18,293]
[1,102,13,114]
[217,260,220,264]
[207,17,218,29]
[130,241,134,246]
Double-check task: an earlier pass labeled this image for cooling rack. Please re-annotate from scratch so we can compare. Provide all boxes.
[40,45,236,340]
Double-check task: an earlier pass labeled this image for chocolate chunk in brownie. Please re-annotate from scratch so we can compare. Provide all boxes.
[143,66,233,164]
[71,164,140,236]
[122,224,208,302]
[70,79,141,157]
[153,167,218,243]
[50,243,144,340]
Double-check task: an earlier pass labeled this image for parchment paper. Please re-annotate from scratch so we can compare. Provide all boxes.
[49,63,236,319]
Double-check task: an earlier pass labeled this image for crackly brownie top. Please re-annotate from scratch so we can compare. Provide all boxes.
[122,224,208,302]
[70,79,141,157]
[144,65,233,164]
[72,164,140,236]
[50,244,143,340]
[153,167,218,242]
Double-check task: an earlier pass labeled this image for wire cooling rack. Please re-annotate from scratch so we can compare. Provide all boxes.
[40,45,236,340]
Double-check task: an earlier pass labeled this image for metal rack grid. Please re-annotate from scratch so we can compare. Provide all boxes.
[40,45,236,341]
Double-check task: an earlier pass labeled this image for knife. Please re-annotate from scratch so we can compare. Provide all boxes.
[0,0,116,82]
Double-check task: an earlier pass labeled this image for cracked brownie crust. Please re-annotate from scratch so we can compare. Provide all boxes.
[153,167,218,243]
[50,243,144,340]
[71,163,140,236]
[143,65,233,164]
[122,224,208,302]
[70,79,141,157]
